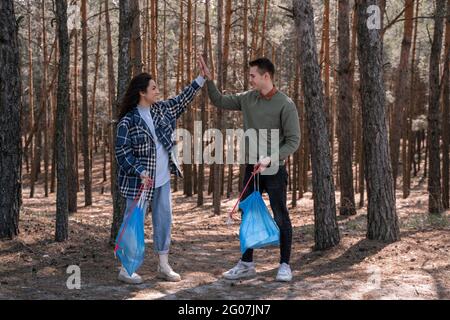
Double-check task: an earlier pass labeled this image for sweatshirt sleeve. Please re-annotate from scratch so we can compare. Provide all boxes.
[270,101,301,164]
[206,79,245,111]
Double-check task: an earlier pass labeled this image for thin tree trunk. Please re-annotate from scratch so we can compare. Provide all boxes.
[322,0,332,159]
[390,0,414,190]
[441,0,450,209]
[55,0,70,242]
[223,0,232,199]
[183,0,194,197]
[91,2,103,168]
[239,0,249,192]
[50,50,57,194]
[130,0,142,76]
[337,0,356,216]
[41,0,50,198]
[213,0,224,215]
[74,28,80,193]
[292,55,301,208]
[143,0,149,72]
[428,0,445,215]
[198,0,209,206]
[250,0,260,60]
[26,0,34,177]
[66,29,78,214]
[105,0,116,198]
[259,0,269,56]
[404,0,421,198]
[151,0,158,78]
[174,0,184,194]
[81,0,92,206]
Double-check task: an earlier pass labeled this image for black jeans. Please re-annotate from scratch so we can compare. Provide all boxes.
[240,164,293,265]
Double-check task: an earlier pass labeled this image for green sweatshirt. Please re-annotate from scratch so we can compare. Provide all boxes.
[206,80,301,165]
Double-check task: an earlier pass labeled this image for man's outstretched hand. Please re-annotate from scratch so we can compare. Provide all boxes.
[198,55,212,80]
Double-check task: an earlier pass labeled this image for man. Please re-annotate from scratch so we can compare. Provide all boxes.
[198,56,300,282]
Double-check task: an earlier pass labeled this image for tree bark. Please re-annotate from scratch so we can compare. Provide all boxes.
[111,0,133,244]
[67,29,78,213]
[389,0,414,190]
[337,0,356,216]
[55,0,71,242]
[183,0,194,197]
[42,0,49,198]
[130,0,142,76]
[0,0,22,239]
[428,0,445,215]
[356,0,400,242]
[213,0,224,215]
[293,0,340,250]
[104,0,116,198]
[81,0,92,206]
[441,0,450,209]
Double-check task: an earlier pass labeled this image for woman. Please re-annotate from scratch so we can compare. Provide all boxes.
[115,65,206,284]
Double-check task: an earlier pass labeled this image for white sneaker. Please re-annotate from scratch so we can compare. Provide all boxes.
[118,267,143,284]
[276,263,293,282]
[223,260,256,280]
[157,264,181,282]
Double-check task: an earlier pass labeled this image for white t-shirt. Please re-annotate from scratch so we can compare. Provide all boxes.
[137,106,171,188]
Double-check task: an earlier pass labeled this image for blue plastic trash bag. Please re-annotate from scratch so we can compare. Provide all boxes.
[239,191,280,254]
[114,200,146,277]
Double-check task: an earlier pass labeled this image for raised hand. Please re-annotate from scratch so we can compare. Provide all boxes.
[197,56,206,78]
[198,55,212,80]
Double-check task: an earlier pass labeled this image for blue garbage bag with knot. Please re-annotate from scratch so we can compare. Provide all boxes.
[239,191,280,254]
[114,198,146,277]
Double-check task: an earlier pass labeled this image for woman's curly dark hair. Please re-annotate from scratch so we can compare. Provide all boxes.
[117,73,153,120]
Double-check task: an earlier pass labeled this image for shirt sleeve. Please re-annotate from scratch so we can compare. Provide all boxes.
[161,79,202,119]
[115,120,146,177]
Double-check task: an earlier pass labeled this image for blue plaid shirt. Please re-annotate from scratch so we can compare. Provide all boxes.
[115,79,202,201]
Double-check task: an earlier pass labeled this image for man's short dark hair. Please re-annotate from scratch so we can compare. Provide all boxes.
[249,57,275,79]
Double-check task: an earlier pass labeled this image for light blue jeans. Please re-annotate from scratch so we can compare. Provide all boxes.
[124,180,172,255]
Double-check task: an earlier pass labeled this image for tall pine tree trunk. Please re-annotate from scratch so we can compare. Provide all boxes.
[111,0,133,244]
[428,0,445,215]
[42,0,49,198]
[390,0,414,190]
[81,0,92,206]
[357,0,400,242]
[213,0,224,215]
[441,0,450,209]
[130,0,142,76]
[55,0,71,242]
[183,0,194,196]
[198,0,211,206]
[105,0,117,198]
[0,0,22,239]
[337,0,356,216]
[293,0,340,250]
[67,28,78,213]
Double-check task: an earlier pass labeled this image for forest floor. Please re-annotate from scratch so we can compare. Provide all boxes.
[1,155,450,300]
